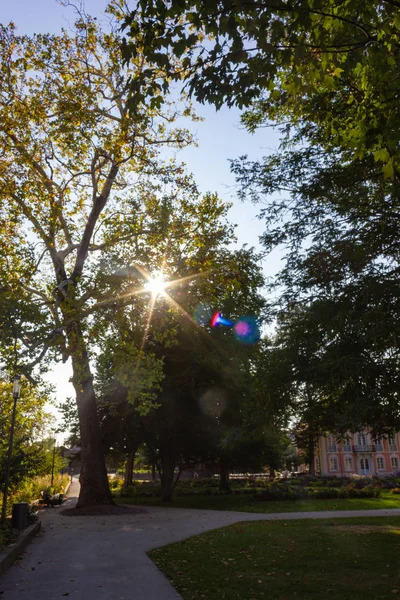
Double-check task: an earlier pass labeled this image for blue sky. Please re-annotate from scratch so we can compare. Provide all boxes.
[1,1,284,426]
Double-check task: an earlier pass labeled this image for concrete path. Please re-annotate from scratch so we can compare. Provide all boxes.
[2,478,400,599]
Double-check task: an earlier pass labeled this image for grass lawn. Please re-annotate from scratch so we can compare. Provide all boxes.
[149,516,400,599]
[118,490,400,513]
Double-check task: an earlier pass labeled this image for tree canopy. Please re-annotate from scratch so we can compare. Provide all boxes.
[122,0,400,437]
[124,0,400,174]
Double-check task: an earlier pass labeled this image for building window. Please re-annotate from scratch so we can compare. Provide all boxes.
[328,435,337,453]
[376,456,385,470]
[391,456,399,470]
[374,439,383,452]
[330,456,338,472]
[389,437,397,451]
[357,432,367,447]
[343,438,352,452]
[316,456,321,473]
[344,457,353,471]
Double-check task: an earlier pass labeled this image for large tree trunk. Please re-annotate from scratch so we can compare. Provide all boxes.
[151,461,156,482]
[124,451,135,488]
[69,323,114,507]
[159,455,175,502]
[220,465,230,491]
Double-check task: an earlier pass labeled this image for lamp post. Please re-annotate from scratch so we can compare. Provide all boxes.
[50,433,57,489]
[1,375,21,524]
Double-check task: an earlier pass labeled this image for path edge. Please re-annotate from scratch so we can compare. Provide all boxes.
[0,521,41,577]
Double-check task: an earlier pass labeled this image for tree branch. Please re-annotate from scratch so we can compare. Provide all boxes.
[71,160,120,282]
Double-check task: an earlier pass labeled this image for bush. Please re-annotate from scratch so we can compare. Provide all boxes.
[254,485,306,501]
[391,488,400,495]
[11,473,70,504]
[377,477,400,489]
[108,476,123,490]
[311,488,340,499]
[339,484,381,499]
[0,523,13,551]
[118,482,161,498]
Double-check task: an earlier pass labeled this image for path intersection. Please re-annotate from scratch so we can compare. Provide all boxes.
[1,479,400,599]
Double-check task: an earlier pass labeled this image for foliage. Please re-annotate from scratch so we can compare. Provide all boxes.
[0,522,13,552]
[233,144,400,434]
[0,380,55,494]
[254,482,381,501]
[110,474,385,502]
[10,473,70,505]
[123,1,400,438]
[0,3,195,378]
[125,0,400,174]
[91,187,271,499]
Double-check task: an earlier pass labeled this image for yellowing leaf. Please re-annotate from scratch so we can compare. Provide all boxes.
[383,159,394,179]
[373,148,390,163]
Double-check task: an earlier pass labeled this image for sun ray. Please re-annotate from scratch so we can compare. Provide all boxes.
[139,292,156,356]
[92,286,150,310]
[90,264,216,344]
[161,290,210,334]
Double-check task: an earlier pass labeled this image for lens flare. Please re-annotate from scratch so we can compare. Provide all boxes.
[198,388,227,418]
[234,316,260,344]
[194,303,214,327]
[210,311,234,327]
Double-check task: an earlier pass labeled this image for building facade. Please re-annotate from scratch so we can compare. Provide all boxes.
[315,431,400,477]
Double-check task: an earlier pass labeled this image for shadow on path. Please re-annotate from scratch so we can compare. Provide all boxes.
[1,477,400,599]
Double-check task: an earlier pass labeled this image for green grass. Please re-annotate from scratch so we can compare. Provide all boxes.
[149,516,400,599]
[118,490,400,513]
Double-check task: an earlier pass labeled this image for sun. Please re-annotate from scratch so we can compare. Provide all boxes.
[144,273,167,297]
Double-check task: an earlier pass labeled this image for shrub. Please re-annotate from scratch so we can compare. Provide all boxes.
[377,477,400,489]
[391,488,400,495]
[0,523,13,551]
[340,485,381,499]
[11,473,70,504]
[254,485,306,501]
[109,477,123,490]
[311,488,340,499]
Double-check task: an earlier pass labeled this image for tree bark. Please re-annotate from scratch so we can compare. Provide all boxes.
[69,322,114,507]
[159,455,175,502]
[219,466,230,491]
[269,467,276,480]
[124,451,135,488]
[151,461,156,482]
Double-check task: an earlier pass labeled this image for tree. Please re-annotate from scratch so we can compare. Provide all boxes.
[0,380,54,503]
[0,3,197,507]
[232,146,400,435]
[124,0,400,175]
[123,0,400,437]
[91,185,267,499]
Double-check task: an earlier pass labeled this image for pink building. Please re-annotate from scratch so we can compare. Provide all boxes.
[315,431,400,477]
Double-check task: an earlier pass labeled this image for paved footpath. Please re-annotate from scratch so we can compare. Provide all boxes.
[2,479,400,600]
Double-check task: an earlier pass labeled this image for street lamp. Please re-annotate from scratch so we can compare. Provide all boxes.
[50,433,57,489]
[1,375,21,524]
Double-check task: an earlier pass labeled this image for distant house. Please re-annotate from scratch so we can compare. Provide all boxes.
[313,431,400,477]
